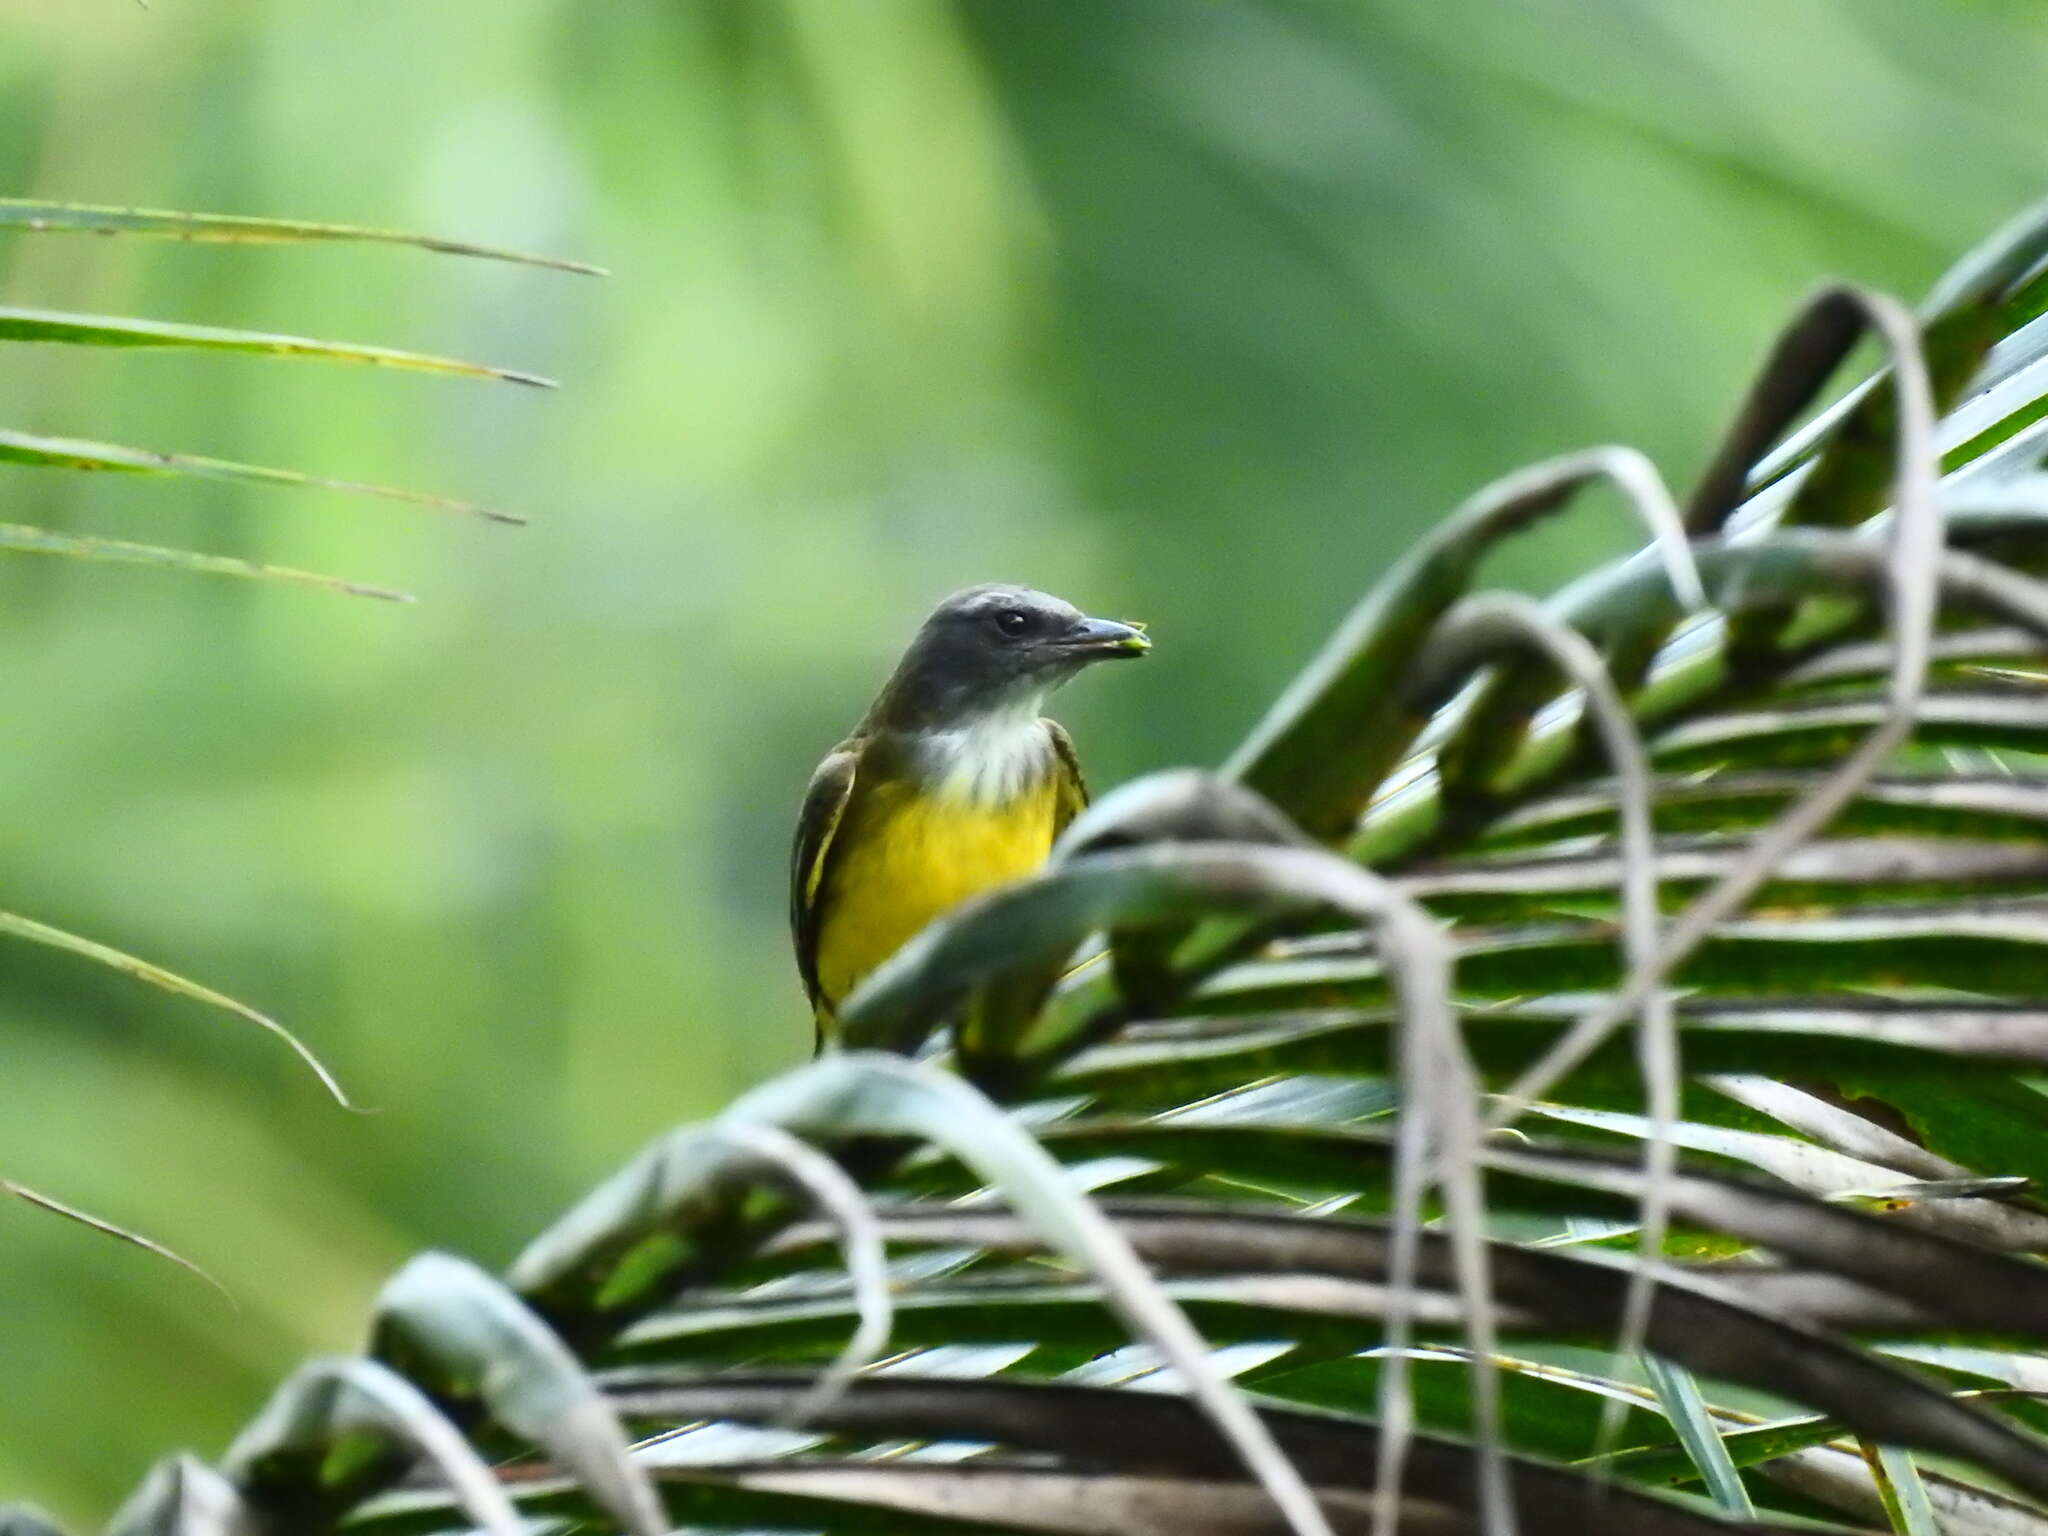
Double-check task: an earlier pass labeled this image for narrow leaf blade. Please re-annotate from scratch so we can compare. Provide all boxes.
[0,198,606,275]
[0,305,554,387]
[1642,1353,1755,1518]
[0,522,411,600]
[3,1178,228,1298]
[0,429,521,523]
[0,908,357,1107]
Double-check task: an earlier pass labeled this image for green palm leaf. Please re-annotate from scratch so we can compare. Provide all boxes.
[1,1180,225,1299]
[0,305,552,387]
[0,523,410,600]
[0,198,605,275]
[0,910,357,1107]
[0,430,520,523]
[47,198,2048,1536]
[0,199,579,1237]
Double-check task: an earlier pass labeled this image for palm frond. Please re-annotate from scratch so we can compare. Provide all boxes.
[47,199,2048,1536]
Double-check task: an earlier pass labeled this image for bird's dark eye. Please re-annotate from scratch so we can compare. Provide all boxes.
[995,608,1030,638]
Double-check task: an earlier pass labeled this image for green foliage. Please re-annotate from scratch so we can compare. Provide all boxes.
[0,199,584,1278]
[28,194,2048,1536]
[0,185,582,1050]
[20,3,2048,1529]
[0,430,521,524]
[0,202,579,593]
[0,200,605,274]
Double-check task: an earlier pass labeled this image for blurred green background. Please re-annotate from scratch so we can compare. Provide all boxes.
[3,0,2047,1518]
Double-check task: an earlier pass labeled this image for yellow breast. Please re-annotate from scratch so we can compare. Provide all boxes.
[813,774,1058,1016]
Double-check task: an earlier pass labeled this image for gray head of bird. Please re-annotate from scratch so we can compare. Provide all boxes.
[867,584,1149,732]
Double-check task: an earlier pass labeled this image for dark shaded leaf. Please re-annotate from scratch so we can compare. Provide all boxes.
[105,1456,251,1536]
[1486,772,2048,851]
[222,1358,523,1536]
[597,1377,1807,1536]
[0,1506,72,1536]
[707,1200,2048,1501]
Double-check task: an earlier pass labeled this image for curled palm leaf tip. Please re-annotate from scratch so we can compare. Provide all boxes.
[790,585,1149,1047]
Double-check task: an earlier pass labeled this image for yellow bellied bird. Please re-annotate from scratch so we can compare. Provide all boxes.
[791,585,1150,1045]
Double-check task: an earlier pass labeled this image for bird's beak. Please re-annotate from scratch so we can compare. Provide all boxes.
[1059,616,1151,658]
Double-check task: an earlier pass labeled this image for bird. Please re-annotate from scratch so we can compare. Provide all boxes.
[791,584,1150,1046]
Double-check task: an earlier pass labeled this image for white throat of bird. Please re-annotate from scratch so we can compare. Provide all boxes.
[913,692,1055,808]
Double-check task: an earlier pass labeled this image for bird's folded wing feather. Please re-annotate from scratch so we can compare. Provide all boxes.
[1046,719,1089,841]
[790,745,859,1008]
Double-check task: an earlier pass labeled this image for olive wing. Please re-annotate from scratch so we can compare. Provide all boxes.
[1046,720,1089,842]
[790,745,859,1010]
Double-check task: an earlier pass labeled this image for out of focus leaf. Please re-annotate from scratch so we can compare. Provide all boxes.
[372,1253,664,1536]
[1,1180,225,1298]
[1225,449,1696,842]
[104,1456,249,1536]
[0,306,552,387]
[0,199,606,275]
[0,430,521,523]
[0,523,410,599]
[0,910,356,1107]
[222,1359,523,1536]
